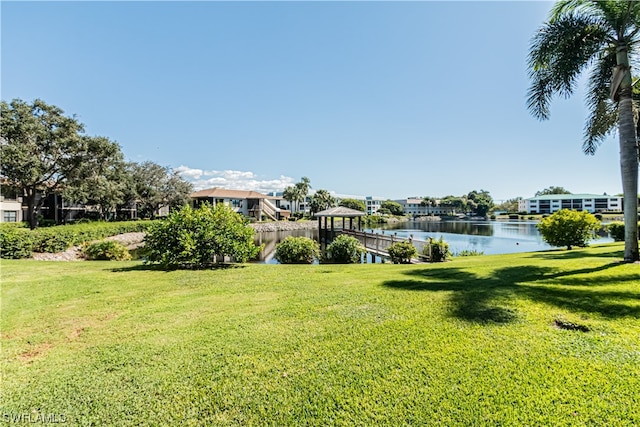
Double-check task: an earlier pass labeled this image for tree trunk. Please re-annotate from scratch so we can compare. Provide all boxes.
[25,187,39,230]
[616,47,639,262]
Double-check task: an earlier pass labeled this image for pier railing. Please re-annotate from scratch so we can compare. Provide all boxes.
[341,229,430,262]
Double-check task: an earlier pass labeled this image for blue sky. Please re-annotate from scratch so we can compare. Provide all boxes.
[2,1,626,202]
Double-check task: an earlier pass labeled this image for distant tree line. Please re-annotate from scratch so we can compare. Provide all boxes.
[1,98,192,229]
[420,190,494,217]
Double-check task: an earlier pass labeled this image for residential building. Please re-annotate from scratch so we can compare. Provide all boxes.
[394,198,457,216]
[518,194,623,214]
[364,196,385,215]
[0,185,23,223]
[190,188,290,221]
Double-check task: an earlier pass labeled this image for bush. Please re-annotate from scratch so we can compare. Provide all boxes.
[387,241,417,264]
[323,235,365,264]
[145,204,261,268]
[455,249,484,257]
[607,222,625,242]
[0,220,153,258]
[274,236,320,264]
[607,221,640,242]
[83,241,132,261]
[425,237,452,262]
[0,226,34,259]
[537,209,601,250]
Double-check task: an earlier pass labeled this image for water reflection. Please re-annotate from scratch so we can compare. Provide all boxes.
[252,220,613,263]
[254,229,318,264]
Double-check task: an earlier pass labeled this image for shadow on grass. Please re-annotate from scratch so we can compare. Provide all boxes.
[383,256,639,324]
[111,263,247,273]
[526,246,625,261]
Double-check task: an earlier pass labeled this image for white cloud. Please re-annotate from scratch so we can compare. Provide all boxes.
[176,165,295,194]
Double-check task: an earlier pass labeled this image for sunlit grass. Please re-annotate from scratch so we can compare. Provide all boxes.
[2,242,639,425]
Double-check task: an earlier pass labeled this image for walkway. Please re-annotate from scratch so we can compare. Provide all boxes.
[341,229,430,263]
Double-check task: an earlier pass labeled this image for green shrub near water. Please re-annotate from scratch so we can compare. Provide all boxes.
[537,209,601,250]
[427,236,452,262]
[275,236,320,264]
[83,241,132,261]
[455,249,484,257]
[322,235,365,264]
[144,204,261,268]
[607,221,640,242]
[387,241,417,264]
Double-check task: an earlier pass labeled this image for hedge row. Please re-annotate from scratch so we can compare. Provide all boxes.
[0,221,154,259]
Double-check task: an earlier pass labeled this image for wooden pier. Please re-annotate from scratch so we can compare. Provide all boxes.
[341,229,430,263]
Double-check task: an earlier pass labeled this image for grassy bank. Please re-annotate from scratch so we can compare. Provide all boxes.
[2,243,639,425]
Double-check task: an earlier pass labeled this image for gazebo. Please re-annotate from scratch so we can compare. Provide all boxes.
[313,206,367,243]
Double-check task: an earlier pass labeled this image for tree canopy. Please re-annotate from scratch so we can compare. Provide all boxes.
[535,186,572,196]
[339,198,366,212]
[0,98,120,228]
[380,200,404,216]
[125,161,192,219]
[309,189,336,214]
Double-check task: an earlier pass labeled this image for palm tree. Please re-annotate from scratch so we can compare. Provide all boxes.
[282,186,298,214]
[295,177,312,214]
[527,0,639,262]
[309,189,337,214]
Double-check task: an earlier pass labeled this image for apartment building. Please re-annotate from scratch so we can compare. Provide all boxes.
[518,194,623,214]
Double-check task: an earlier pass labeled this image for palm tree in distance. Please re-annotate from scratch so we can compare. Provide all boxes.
[309,189,336,214]
[294,177,311,214]
[527,0,639,262]
[282,186,298,214]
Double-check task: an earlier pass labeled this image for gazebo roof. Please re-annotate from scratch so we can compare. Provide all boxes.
[313,207,367,217]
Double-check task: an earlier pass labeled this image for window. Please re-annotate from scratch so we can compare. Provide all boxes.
[3,211,17,222]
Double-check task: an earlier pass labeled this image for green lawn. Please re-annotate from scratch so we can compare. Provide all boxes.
[2,243,639,426]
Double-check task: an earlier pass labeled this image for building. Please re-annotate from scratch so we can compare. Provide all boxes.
[0,184,23,223]
[394,198,457,216]
[518,194,623,214]
[190,188,290,221]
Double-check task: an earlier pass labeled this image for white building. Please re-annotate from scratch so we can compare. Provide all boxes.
[190,188,290,221]
[394,198,458,216]
[518,194,623,214]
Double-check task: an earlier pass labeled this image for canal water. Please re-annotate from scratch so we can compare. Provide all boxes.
[253,220,613,263]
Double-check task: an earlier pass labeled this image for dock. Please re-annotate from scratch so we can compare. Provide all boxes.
[341,229,430,263]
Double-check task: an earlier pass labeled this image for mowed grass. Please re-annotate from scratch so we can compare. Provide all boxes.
[1,243,639,426]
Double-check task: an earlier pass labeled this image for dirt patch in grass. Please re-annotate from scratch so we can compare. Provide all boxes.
[18,342,53,363]
[554,318,591,332]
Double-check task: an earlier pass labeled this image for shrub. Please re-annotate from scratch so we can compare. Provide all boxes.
[536,209,601,250]
[607,222,625,242]
[323,235,365,264]
[274,236,320,264]
[425,237,452,262]
[0,220,153,258]
[455,249,484,257]
[145,204,261,268]
[32,228,74,253]
[83,241,132,261]
[607,221,640,242]
[387,241,417,264]
[0,226,34,259]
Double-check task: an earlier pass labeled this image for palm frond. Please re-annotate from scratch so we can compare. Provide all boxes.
[583,50,617,154]
[549,0,603,23]
[527,14,609,120]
